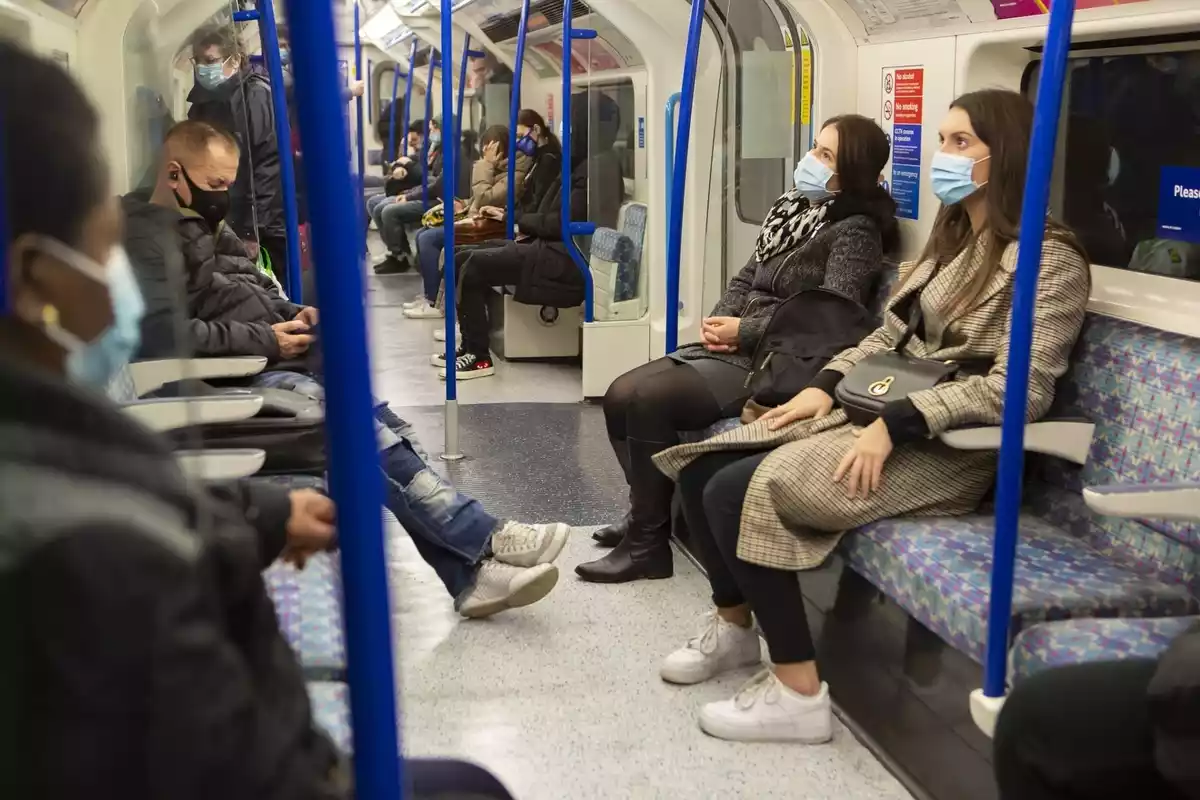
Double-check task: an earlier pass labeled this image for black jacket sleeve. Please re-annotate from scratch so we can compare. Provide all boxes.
[214,225,304,319]
[207,480,293,570]
[518,165,588,243]
[246,80,284,237]
[25,523,345,799]
[129,232,187,359]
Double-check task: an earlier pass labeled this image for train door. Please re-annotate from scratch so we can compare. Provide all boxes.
[696,0,811,294]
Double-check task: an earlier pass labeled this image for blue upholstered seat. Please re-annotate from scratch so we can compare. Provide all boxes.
[1010,615,1198,683]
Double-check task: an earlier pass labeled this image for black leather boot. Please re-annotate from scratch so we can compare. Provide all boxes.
[576,437,674,583]
[593,436,633,548]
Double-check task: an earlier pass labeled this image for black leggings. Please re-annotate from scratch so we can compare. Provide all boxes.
[994,659,1184,800]
[678,450,816,664]
[602,357,744,445]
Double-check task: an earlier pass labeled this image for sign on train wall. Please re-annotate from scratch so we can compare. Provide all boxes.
[880,66,924,221]
[991,0,1149,19]
[1157,167,1200,245]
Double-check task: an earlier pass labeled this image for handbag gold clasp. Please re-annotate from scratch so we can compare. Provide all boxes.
[868,376,895,397]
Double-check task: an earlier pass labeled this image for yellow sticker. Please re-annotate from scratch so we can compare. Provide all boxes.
[800,47,812,126]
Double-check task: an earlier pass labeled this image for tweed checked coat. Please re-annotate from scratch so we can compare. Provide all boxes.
[654,234,1090,571]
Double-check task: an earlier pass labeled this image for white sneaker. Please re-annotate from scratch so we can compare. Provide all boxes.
[698,670,833,743]
[403,299,444,319]
[433,326,458,343]
[430,350,452,367]
[660,612,763,685]
[491,522,570,568]
[402,296,425,310]
[458,561,559,619]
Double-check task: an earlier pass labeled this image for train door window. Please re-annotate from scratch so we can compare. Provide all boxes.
[1025,45,1200,283]
[124,0,175,191]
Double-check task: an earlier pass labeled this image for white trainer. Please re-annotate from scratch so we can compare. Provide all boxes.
[660,612,763,685]
[433,326,458,343]
[402,296,425,310]
[491,522,570,568]
[699,670,833,744]
[458,561,559,619]
[403,298,444,319]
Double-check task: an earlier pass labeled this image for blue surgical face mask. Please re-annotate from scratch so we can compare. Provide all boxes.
[793,152,837,203]
[279,49,291,67]
[36,239,145,391]
[931,152,991,205]
[515,133,537,157]
[195,60,230,91]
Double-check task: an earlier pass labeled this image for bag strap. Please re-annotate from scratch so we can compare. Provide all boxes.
[891,266,942,354]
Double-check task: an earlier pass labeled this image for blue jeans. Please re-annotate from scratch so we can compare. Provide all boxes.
[368,194,394,230]
[249,369,498,601]
[381,200,426,256]
[415,226,445,302]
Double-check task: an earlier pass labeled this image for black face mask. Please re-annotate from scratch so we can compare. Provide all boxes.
[173,165,231,232]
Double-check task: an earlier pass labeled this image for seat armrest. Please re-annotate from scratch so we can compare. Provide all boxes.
[1083,482,1200,522]
[938,418,1094,465]
[122,396,264,433]
[129,357,268,396]
[175,449,266,481]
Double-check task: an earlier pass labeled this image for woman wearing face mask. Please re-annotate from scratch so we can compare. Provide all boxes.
[0,42,354,796]
[577,114,899,585]
[186,24,286,275]
[647,89,1089,744]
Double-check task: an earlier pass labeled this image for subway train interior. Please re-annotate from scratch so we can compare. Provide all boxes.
[2,0,1199,797]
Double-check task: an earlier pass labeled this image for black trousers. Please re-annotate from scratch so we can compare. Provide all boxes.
[994,658,1183,800]
[677,450,817,664]
[454,243,525,357]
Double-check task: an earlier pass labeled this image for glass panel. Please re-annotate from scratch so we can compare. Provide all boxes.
[1028,47,1200,281]
[38,0,88,17]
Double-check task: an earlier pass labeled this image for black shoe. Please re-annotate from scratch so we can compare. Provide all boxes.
[373,255,410,275]
[575,534,673,583]
[592,515,629,548]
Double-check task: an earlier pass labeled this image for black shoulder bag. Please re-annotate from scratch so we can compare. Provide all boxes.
[835,290,960,427]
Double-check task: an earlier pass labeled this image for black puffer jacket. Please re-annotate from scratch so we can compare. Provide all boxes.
[510,93,625,308]
[1150,622,1200,798]
[188,70,283,240]
[123,192,303,361]
[0,357,348,799]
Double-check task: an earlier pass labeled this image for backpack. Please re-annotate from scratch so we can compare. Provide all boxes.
[740,288,876,420]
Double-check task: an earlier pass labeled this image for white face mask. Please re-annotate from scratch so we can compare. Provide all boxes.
[35,238,145,390]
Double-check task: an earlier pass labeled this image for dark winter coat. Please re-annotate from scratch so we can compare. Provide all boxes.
[1150,621,1200,798]
[122,191,303,361]
[188,70,284,240]
[0,356,348,799]
[672,195,894,372]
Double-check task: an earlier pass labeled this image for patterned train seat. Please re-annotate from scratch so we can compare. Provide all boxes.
[1010,615,1199,683]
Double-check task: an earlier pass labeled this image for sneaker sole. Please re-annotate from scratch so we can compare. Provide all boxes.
[660,650,763,686]
[430,354,447,366]
[460,564,559,619]
[404,310,445,319]
[698,713,833,744]
[438,366,495,381]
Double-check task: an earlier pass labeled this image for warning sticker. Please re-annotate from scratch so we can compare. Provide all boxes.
[881,66,925,221]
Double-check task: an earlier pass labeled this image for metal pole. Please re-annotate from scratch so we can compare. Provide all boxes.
[233,4,304,304]
[664,91,680,276]
[402,39,417,157]
[665,0,707,355]
[279,0,402,795]
[354,2,366,208]
[441,0,463,462]
[388,66,401,165]
[981,0,1076,699]
[506,0,531,240]
[560,0,595,323]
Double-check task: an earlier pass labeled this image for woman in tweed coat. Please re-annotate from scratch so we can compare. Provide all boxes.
[578,114,900,585]
[653,89,1090,743]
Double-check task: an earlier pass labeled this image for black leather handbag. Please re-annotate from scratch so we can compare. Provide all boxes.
[835,292,959,427]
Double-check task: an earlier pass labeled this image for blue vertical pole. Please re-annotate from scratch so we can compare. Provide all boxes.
[560,0,595,323]
[665,0,707,355]
[402,39,417,157]
[388,66,401,165]
[664,92,681,255]
[982,0,1076,699]
[279,0,402,796]
[441,0,463,460]
[234,4,303,304]
[422,52,436,207]
[354,2,366,207]
[458,39,484,152]
[506,0,531,240]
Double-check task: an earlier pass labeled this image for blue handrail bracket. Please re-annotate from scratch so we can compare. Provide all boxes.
[559,0,595,323]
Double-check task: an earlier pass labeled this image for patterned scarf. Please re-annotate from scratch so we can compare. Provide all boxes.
[753,191,831,264]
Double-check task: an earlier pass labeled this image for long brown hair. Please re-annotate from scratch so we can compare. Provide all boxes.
[822,113,900,253]
[916,89,1082,312]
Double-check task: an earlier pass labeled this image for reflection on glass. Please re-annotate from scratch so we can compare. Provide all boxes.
[39,0,88,17]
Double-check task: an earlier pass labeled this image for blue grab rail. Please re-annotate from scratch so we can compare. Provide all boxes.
[280,0,402,795]
[388,66,401,165]
[665,1,707,355]
[233,4,303,303]
[560,0,595,323]
[981,0,1077,699]
[664,92,681,227]
[421,52,437,207]
[506,0,531,240]
[458,42,484,143]
[354,2,365,207]
[402,39,418,156]
[441,1,459,405]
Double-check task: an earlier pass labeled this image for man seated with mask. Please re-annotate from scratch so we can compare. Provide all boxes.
[123,119,572,619]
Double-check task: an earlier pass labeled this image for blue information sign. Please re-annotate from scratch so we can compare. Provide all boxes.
[1157,166,1200,244]
[890,123,922,220]
[638,117,645,148]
